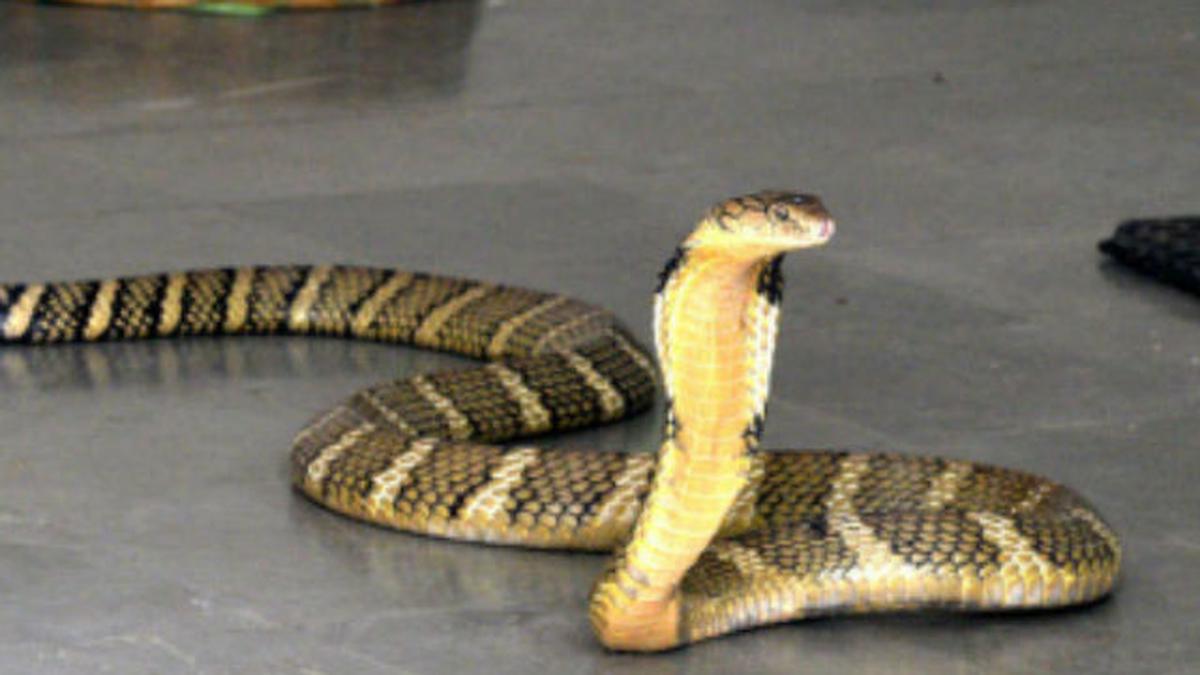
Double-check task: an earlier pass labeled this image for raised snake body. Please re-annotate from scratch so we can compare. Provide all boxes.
[0,191,1120,651]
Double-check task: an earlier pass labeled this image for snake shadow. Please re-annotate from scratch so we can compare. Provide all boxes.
[1096,259,1200,322]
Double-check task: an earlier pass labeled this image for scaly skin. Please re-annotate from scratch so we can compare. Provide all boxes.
[588,192,838,649]
[0,191,1121,653]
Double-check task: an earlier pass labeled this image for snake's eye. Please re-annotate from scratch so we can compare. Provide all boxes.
[772,206,790,221]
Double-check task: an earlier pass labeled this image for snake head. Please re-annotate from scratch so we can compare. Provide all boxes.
[690,190,835,256]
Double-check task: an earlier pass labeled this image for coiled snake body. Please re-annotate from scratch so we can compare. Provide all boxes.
[0,191,1120,651]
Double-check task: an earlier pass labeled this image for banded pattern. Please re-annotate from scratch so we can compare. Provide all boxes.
[0,265,660,551]
[0,191,1121,652]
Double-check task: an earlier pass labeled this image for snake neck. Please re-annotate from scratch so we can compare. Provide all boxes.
[657,246,779,456]
[590,244,783,651]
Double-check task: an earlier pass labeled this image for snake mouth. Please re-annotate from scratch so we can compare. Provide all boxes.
[784,217,834,248]
[819,218,836,241]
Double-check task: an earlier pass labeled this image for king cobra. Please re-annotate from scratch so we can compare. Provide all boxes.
[0,191,1120,651]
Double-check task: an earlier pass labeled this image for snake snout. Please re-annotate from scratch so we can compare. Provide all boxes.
[818,217,835,241]
[763,191,834,248]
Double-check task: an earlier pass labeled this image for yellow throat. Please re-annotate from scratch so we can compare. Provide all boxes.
[588,190,835,650]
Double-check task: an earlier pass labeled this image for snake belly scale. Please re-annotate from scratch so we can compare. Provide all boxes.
[0,191,1120,651]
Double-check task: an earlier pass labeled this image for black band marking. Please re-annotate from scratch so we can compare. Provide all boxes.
[654,246,689,294]
[741,412,765,453]
[755,255,784,305]
[663,396,680,440]
[0,284,25,341]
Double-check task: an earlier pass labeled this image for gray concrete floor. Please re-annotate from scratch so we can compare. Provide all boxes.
[1,1,1198,673]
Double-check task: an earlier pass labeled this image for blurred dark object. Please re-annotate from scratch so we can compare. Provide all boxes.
[1099,217,1200,297]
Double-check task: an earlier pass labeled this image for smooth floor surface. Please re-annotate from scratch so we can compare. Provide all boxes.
[1,1,1198,673]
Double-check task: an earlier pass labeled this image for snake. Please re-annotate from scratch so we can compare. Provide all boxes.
[0,190,1120,651]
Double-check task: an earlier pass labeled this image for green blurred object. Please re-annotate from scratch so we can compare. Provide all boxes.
[187,2,277,15]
